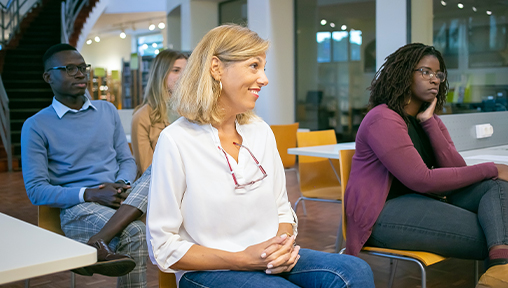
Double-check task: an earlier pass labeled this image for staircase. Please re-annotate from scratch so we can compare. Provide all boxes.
[2,0,61,168]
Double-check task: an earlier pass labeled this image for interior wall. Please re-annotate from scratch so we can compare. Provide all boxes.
[81,35,133,72]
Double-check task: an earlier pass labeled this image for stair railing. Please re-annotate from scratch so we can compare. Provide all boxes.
[0,0,41,47]
[61,0,89,44]
[0,77,12,171]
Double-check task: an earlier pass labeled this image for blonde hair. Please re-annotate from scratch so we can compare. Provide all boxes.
[172,24,269,125]
[135,49,188,124]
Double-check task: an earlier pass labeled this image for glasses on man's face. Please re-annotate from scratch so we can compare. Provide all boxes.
[414,67,446,82]
[46,64,91,77]
[218,142,267,189]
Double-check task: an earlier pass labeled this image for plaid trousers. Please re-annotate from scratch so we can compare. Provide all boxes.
[60,166,151,288]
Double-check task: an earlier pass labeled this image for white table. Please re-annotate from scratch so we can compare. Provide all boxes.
[0,213,97,285]
[287,142,356,159]
[287,142,356,183]
[459,144,508,166]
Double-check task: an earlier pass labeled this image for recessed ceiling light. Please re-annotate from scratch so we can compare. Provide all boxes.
[441,1,446,6]
[94,36,100,42]
[86,39,92,45]
[472,6,477,12]
[320,19,327,25]
[341,24,347,31]
[149,23,155,30]
[487,10,492,15]
[457,3,463,9]
[120,31,126,39]
[158,22,165,29]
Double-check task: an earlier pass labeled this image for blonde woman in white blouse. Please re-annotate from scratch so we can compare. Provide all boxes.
[146,24,375,288]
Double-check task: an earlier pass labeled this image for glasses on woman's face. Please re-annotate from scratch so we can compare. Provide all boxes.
[414,67,446,82]
[218,142,267,189]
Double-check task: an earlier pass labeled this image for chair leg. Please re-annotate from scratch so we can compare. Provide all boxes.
[335,221,343,253]
[70,272,75,288]
[293,197,307,216]
[388,259,398,288]
[474,260,480,285]
[24,279,29,288]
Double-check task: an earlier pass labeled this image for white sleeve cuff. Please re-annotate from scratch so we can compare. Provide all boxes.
[79,187,87,202]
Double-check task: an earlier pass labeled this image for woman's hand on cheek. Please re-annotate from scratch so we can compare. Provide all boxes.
[417,97,437,122]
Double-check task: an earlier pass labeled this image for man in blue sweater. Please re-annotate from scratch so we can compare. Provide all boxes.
[21,43,149,288]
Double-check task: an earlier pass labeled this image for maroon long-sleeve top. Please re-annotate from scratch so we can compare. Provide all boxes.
[345,104,498,256]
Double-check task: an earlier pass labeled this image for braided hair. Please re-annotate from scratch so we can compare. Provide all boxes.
[368,43,449,123]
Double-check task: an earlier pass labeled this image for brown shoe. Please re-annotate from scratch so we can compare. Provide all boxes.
[71,239,136,277]
[476,263,508,288]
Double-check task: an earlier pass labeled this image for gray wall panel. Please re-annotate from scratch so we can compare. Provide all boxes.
[439,112,508,152]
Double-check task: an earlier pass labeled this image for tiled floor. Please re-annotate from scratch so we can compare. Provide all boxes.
[0,170,481,287]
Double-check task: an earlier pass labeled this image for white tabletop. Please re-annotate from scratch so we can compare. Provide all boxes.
[0,213,97,285]
[459,144,508,166]
[287,142,356,159]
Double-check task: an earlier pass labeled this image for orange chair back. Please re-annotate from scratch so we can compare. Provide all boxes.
[270,123,299,169]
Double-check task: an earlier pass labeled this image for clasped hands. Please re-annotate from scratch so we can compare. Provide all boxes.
[83,181,131,208]
[241,233,301,274]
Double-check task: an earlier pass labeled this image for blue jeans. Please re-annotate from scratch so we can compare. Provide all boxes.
[179,248,374,288]
[367,179,508,260]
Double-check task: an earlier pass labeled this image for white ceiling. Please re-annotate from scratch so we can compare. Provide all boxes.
[88,0,167,39]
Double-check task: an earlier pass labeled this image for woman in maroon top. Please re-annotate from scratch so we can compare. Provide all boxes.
[345,43,508,287]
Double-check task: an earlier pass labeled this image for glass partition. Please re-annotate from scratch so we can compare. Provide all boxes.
[433,0,508,114]
[295,0,375,142]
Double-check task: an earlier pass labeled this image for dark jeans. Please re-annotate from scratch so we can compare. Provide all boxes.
[179,248,375,288]
[366,179,508,260]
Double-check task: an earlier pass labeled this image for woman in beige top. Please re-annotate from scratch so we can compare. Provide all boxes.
[131,49,188,176]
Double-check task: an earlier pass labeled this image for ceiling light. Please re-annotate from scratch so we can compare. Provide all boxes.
[330,22,335,28]
[341,24,347,31]
[457,3,463,9]
[472,6,477,12]
[154,49,160,55]
[152,43,158,48]
[487,10,492,15]
[320,19,327,25]
[120,31,126,39]
[86,39,92,45]
[158,22,165,29]
[441,0,446,6]
[142,43,148,50]
[149,23,156,30]
[94,36,100,42]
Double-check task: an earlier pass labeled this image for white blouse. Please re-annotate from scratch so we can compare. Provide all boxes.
[147,117,297,277]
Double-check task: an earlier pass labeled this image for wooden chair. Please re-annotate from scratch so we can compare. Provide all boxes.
[338,149,480,288]
[270,123,299,170]
[158,270,177,288]
[294,129,342,251]
[294,130,341,214]
[34,206,76,288]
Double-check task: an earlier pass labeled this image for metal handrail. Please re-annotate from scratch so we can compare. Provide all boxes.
[0,0,40,47]
[0,77,12,171]
[61,0,89,44]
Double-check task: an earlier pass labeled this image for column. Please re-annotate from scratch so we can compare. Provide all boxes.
[248,0,295,125]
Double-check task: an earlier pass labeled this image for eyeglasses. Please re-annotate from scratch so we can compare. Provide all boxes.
[46,64,91,76]
[218,142,267,189]
[414,68,446,82]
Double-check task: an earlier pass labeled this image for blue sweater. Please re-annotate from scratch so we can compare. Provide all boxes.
[21,100,136,208]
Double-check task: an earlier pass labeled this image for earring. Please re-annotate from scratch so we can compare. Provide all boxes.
[219,80,222,92]
[407,96,411,105]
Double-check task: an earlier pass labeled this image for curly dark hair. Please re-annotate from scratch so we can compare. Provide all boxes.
[368,43,449,123]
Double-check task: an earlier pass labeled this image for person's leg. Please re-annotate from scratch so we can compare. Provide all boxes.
[281,248,375,288]
[366,193,488,259]
[109,220,147,288]
[88,166,151,245]
[60,202,136,277]
[445,179,508,287]
[447,179,508,254]
[180,270,300,288]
